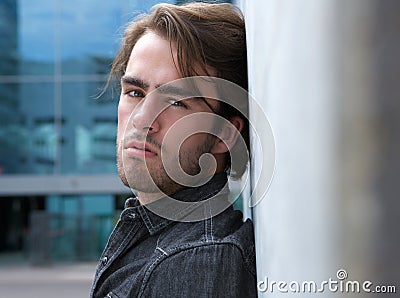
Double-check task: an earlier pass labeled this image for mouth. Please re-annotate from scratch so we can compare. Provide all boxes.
[123,140,158,158]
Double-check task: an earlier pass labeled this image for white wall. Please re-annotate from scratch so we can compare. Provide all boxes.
[239,0,342,296]
[238,0,400,296]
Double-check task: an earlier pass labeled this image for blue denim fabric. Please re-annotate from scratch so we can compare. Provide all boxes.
[90,174,256,297]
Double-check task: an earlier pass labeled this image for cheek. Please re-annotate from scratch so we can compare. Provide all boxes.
[117,100,134,134]
[179,133,212,152]
[162,114,214,149]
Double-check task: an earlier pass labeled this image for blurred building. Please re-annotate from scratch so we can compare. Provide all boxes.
[0,0,178,262]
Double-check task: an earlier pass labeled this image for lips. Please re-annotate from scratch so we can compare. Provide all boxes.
[123,140,158,158]
[126,141,154,152]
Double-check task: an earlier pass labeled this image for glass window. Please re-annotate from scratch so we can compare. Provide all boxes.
[60,81,117,174]
[0,0,185,177]
[0,82,56,175]
[18,0,56,75]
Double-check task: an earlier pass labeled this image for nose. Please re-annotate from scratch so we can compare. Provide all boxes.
[130,95,161,133]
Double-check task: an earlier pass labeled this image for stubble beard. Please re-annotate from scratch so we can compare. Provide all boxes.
[117,135,215,196]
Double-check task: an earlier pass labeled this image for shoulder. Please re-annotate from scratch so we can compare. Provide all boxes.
[157,207,255,267]
[138,208,256,297]
[140,237,256,297]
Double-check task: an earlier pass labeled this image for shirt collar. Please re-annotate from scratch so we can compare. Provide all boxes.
[123,173,229,235]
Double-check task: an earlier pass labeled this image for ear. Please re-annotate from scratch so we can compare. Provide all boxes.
[211,116,244,154]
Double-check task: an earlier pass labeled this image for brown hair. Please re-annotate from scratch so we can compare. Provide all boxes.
[111,2,249,178]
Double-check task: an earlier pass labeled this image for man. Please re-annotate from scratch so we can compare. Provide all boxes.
[90,2,256,297]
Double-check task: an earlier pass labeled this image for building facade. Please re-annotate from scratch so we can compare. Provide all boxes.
[0,0,176,261]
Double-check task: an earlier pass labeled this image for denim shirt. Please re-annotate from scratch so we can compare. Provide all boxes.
[90,174,257,297]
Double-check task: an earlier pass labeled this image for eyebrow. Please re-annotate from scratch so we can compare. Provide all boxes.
[121,75,150,90]
[156,84,197,98]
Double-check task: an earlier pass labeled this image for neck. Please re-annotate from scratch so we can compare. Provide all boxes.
[136,170,227,205]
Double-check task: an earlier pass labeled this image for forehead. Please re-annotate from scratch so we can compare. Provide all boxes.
[126,31,180,86]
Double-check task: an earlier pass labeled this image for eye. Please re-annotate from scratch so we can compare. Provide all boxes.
[168,98,187,108]
[127,89,145,98]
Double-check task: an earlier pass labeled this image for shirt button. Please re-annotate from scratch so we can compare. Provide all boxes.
[101,256,108,266]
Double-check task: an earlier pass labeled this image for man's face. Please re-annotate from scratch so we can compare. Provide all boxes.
[116,31,222,198]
